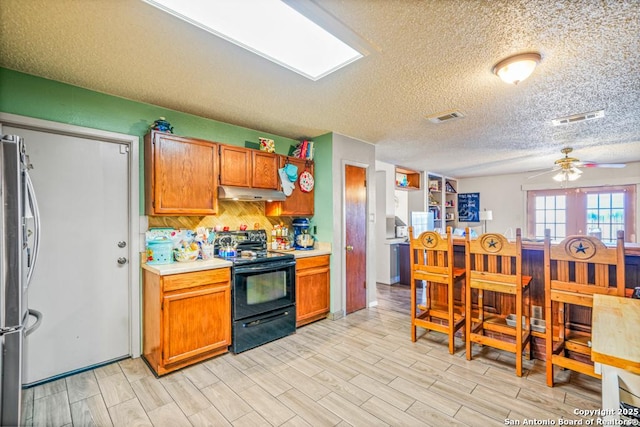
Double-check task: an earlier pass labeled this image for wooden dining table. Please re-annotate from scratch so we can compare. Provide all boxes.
[591,294,640,422]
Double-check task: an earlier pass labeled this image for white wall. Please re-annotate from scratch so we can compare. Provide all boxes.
[375,160,395,217]
[331,133,378,315]
[394,189,408,225]
[457,161,640,242]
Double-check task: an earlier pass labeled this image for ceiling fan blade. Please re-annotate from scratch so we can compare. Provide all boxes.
[527,168,557,179]
[577,161,626,168]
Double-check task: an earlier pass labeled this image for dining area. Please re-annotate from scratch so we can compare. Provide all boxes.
[406,225,640,422]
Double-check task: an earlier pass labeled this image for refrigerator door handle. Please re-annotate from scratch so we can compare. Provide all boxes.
[25,309,43,337]
[25,170,41,286]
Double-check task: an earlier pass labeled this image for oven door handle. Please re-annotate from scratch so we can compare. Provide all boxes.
[242,310,291,328]
[233,259,296,274]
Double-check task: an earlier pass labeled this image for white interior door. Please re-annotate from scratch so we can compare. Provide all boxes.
[5,126,131,384]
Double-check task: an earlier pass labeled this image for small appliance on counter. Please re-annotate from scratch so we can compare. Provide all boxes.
[292,218,315,250]
[394,216,408,238]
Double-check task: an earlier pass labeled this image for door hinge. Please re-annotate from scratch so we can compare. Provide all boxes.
[119,144,129,154]
[364,179,367,187]
[364,281,367,289]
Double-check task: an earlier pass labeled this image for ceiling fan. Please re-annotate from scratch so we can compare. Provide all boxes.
[529,147,626,182]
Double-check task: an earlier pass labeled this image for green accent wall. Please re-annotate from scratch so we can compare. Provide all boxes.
[0,68,333,238]
[309,132,333,244]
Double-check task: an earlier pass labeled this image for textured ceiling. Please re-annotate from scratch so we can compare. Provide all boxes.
[1,0,639,178]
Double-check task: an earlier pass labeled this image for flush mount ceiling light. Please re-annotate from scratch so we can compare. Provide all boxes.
[142,0,364,80]
[492,52,542,85]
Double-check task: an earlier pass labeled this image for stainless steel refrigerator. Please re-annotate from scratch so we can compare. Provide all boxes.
[0,134,42,426]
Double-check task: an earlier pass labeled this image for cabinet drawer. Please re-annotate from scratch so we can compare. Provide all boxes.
[296,255,330,271]
[163,268,230,292]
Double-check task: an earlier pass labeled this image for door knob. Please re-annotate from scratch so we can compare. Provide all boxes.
[117,257,128,265]
[346,245,354,251]
[117,241,127,248]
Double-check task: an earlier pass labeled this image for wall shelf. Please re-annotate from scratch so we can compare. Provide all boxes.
[395,167,421,190]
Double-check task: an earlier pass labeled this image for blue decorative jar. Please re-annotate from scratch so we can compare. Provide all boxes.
[151,117,173,133]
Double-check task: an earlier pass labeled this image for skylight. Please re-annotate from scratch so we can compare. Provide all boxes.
[142,0,364,80]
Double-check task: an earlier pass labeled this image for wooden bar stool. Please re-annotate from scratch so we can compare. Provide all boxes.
[465,227,532,376]
[409,226,465,354]
[544,229,626,387]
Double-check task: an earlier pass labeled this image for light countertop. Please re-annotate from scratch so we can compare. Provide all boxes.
[384,238,408,245]
[142,258,232,276]
[592,294,640,374]
[270,241,331,258]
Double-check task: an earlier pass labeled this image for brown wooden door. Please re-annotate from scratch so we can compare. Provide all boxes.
[146,132,218,215]
[251,151,279,189]
[345,164,367,314]
[219,145,250,187]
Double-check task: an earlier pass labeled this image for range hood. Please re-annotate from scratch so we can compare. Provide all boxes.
[218,185,286,202]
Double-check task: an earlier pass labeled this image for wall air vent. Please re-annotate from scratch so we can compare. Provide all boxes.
[551,109,604,126]
[426,109,465,124]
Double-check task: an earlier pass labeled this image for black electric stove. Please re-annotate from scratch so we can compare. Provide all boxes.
[215,230,297,354]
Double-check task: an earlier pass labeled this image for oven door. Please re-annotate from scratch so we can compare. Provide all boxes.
[232,258,296,320]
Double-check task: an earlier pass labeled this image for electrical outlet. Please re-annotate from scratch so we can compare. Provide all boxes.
[532,305,543,319]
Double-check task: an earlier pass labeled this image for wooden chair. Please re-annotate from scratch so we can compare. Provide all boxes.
[465,227,532,376]
[409,226,465,354]
[544,229,626,386]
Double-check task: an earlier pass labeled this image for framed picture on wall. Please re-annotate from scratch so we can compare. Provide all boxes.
[458,193,480,222]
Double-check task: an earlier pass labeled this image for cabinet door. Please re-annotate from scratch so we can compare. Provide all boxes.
[219,145,251,187]
[162,283,230,366]
[145,132,218,215]
[265,156,314,216]
[296,256,330,325]
[252,151,279,189]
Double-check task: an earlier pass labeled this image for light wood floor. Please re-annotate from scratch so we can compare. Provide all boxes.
[23,283,602,427]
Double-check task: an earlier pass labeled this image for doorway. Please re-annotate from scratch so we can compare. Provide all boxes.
[344,164,367,314]
[1,114,139,385]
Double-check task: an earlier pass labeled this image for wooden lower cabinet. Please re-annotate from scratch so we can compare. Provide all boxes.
[143,268,231,376]
[296,255,330,327]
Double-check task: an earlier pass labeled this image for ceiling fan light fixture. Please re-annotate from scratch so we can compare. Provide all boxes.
[492,52,541,85]
[553,168,582,183]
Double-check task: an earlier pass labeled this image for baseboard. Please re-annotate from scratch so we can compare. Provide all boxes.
[328,310,345,320]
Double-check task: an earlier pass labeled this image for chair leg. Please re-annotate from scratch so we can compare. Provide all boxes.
[448,283,455,355]
[515,293,523,377]
[465,285,472,360]
[545,300,554,387]
[526,289,532,360]
[411,279,417,342]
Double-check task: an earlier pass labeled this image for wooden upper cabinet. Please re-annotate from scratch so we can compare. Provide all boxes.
[145,131,218,216]
[220,145,278,190]
[219,145,251,187]
[252,151,279,189]
[265,155,314,216]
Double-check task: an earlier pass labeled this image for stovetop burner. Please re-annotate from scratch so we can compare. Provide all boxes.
[214,230,294,265]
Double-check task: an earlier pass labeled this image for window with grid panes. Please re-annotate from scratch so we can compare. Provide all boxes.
[527,185,636,243]
[534,194,567,240]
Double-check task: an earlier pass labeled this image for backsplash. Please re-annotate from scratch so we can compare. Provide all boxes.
[147,201,293,232]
